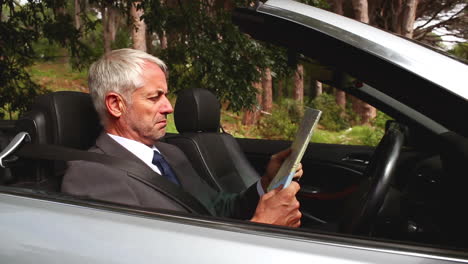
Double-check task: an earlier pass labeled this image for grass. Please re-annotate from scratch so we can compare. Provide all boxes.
[29,61,88,92]
[166,113,178,133]
[312,126,383,146]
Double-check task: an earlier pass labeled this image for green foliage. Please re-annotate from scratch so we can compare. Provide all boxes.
[252,96,386,146]
[348,126,384,146]
[372,110,392,130]
[112,26,132,50]
[142,1,289,112]
[32,38,67,61]
[256,99,303,140]
[307,93,349,131]
[0,0,93,119]
[449,43,468,61]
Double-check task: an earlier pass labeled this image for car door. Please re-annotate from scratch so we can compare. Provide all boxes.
[1,188,466,264]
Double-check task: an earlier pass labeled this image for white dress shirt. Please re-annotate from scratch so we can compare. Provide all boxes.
[107,133,265,196]
[108,133,163,175]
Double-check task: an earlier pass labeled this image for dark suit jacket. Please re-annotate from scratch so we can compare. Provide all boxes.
[61,133,259,219]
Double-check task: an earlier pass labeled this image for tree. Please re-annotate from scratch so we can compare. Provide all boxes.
[352,0,369,23]
[143,0,266,112]
[293,64,304,105]
[0,0,90,119]
[131,1,147,51]
[413,0,467,46]
[350,0,376,124]
[329,0,347,110]
[101,5,121,53]
[242,81,262,125]
[75,0,82,30]
[401,0,419,38]
[261,68,273,113]
[366,0,419,38]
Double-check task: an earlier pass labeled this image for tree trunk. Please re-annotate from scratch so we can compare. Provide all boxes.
[330,0,344,15]
[315,81,323,97]
[362,102,377,124]
[335,89,346,109]
[131,2,147,52]
[351,0,376,125]
[293,64,304,104]
[368,0,384,26]
[101,7,111,54]
[262,68,273,113]
[160,30,168,49]
[101,6,120,54]
[277,79,283,100]
[74,0,81,30]
[309,80,323,99]
[351,95,361,120]
[242,81,262,125]
[391,0,404,34]
[401,0,419,38]
[351,0,369,23]
[330,0,348,111]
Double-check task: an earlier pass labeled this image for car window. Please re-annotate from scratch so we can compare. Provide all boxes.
[216,52,392,147]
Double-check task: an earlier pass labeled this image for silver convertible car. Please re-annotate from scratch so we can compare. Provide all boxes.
[1,0,468,263]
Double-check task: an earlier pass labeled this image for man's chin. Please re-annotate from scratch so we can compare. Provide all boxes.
[152,129,166,141]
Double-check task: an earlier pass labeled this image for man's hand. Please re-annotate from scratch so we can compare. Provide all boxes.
[250,181,302,227]
[261,149,303,191]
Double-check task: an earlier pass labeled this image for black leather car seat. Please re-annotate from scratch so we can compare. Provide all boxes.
[165,88,260,193]
[13,91,102,190]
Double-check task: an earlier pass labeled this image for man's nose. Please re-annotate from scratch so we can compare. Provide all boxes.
[161,96,174,114]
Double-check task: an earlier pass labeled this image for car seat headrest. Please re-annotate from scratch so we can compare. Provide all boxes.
[16,91,102,150]
[174,88,221,133]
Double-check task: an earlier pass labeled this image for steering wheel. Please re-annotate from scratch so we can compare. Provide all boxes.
[341,121,407,235]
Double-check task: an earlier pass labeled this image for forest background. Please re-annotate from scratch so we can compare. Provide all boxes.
[1,0,467,146]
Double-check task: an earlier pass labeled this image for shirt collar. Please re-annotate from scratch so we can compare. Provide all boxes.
[107,133,162,174]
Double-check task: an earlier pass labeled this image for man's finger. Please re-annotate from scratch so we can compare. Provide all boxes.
[282,181,300,194]
[291,219,301,228]
[286,209,302,227]
[295,163,302,172]
[263,184,283,198]
[293,163,303,180]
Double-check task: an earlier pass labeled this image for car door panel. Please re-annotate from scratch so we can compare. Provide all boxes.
[0,191,465,264]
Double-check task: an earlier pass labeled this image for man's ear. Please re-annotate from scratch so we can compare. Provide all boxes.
[105,92,126,118]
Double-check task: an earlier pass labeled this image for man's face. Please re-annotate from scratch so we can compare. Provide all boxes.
[123,62,173,146]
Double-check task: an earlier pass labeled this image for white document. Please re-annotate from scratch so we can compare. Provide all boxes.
[267,107,322,192]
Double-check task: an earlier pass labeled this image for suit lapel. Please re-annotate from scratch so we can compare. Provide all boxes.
[95,132,205,196]
[97,133,191,188]
[95,132,149,168]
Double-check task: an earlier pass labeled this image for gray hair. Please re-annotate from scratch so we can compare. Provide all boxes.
[88,48,167,125]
